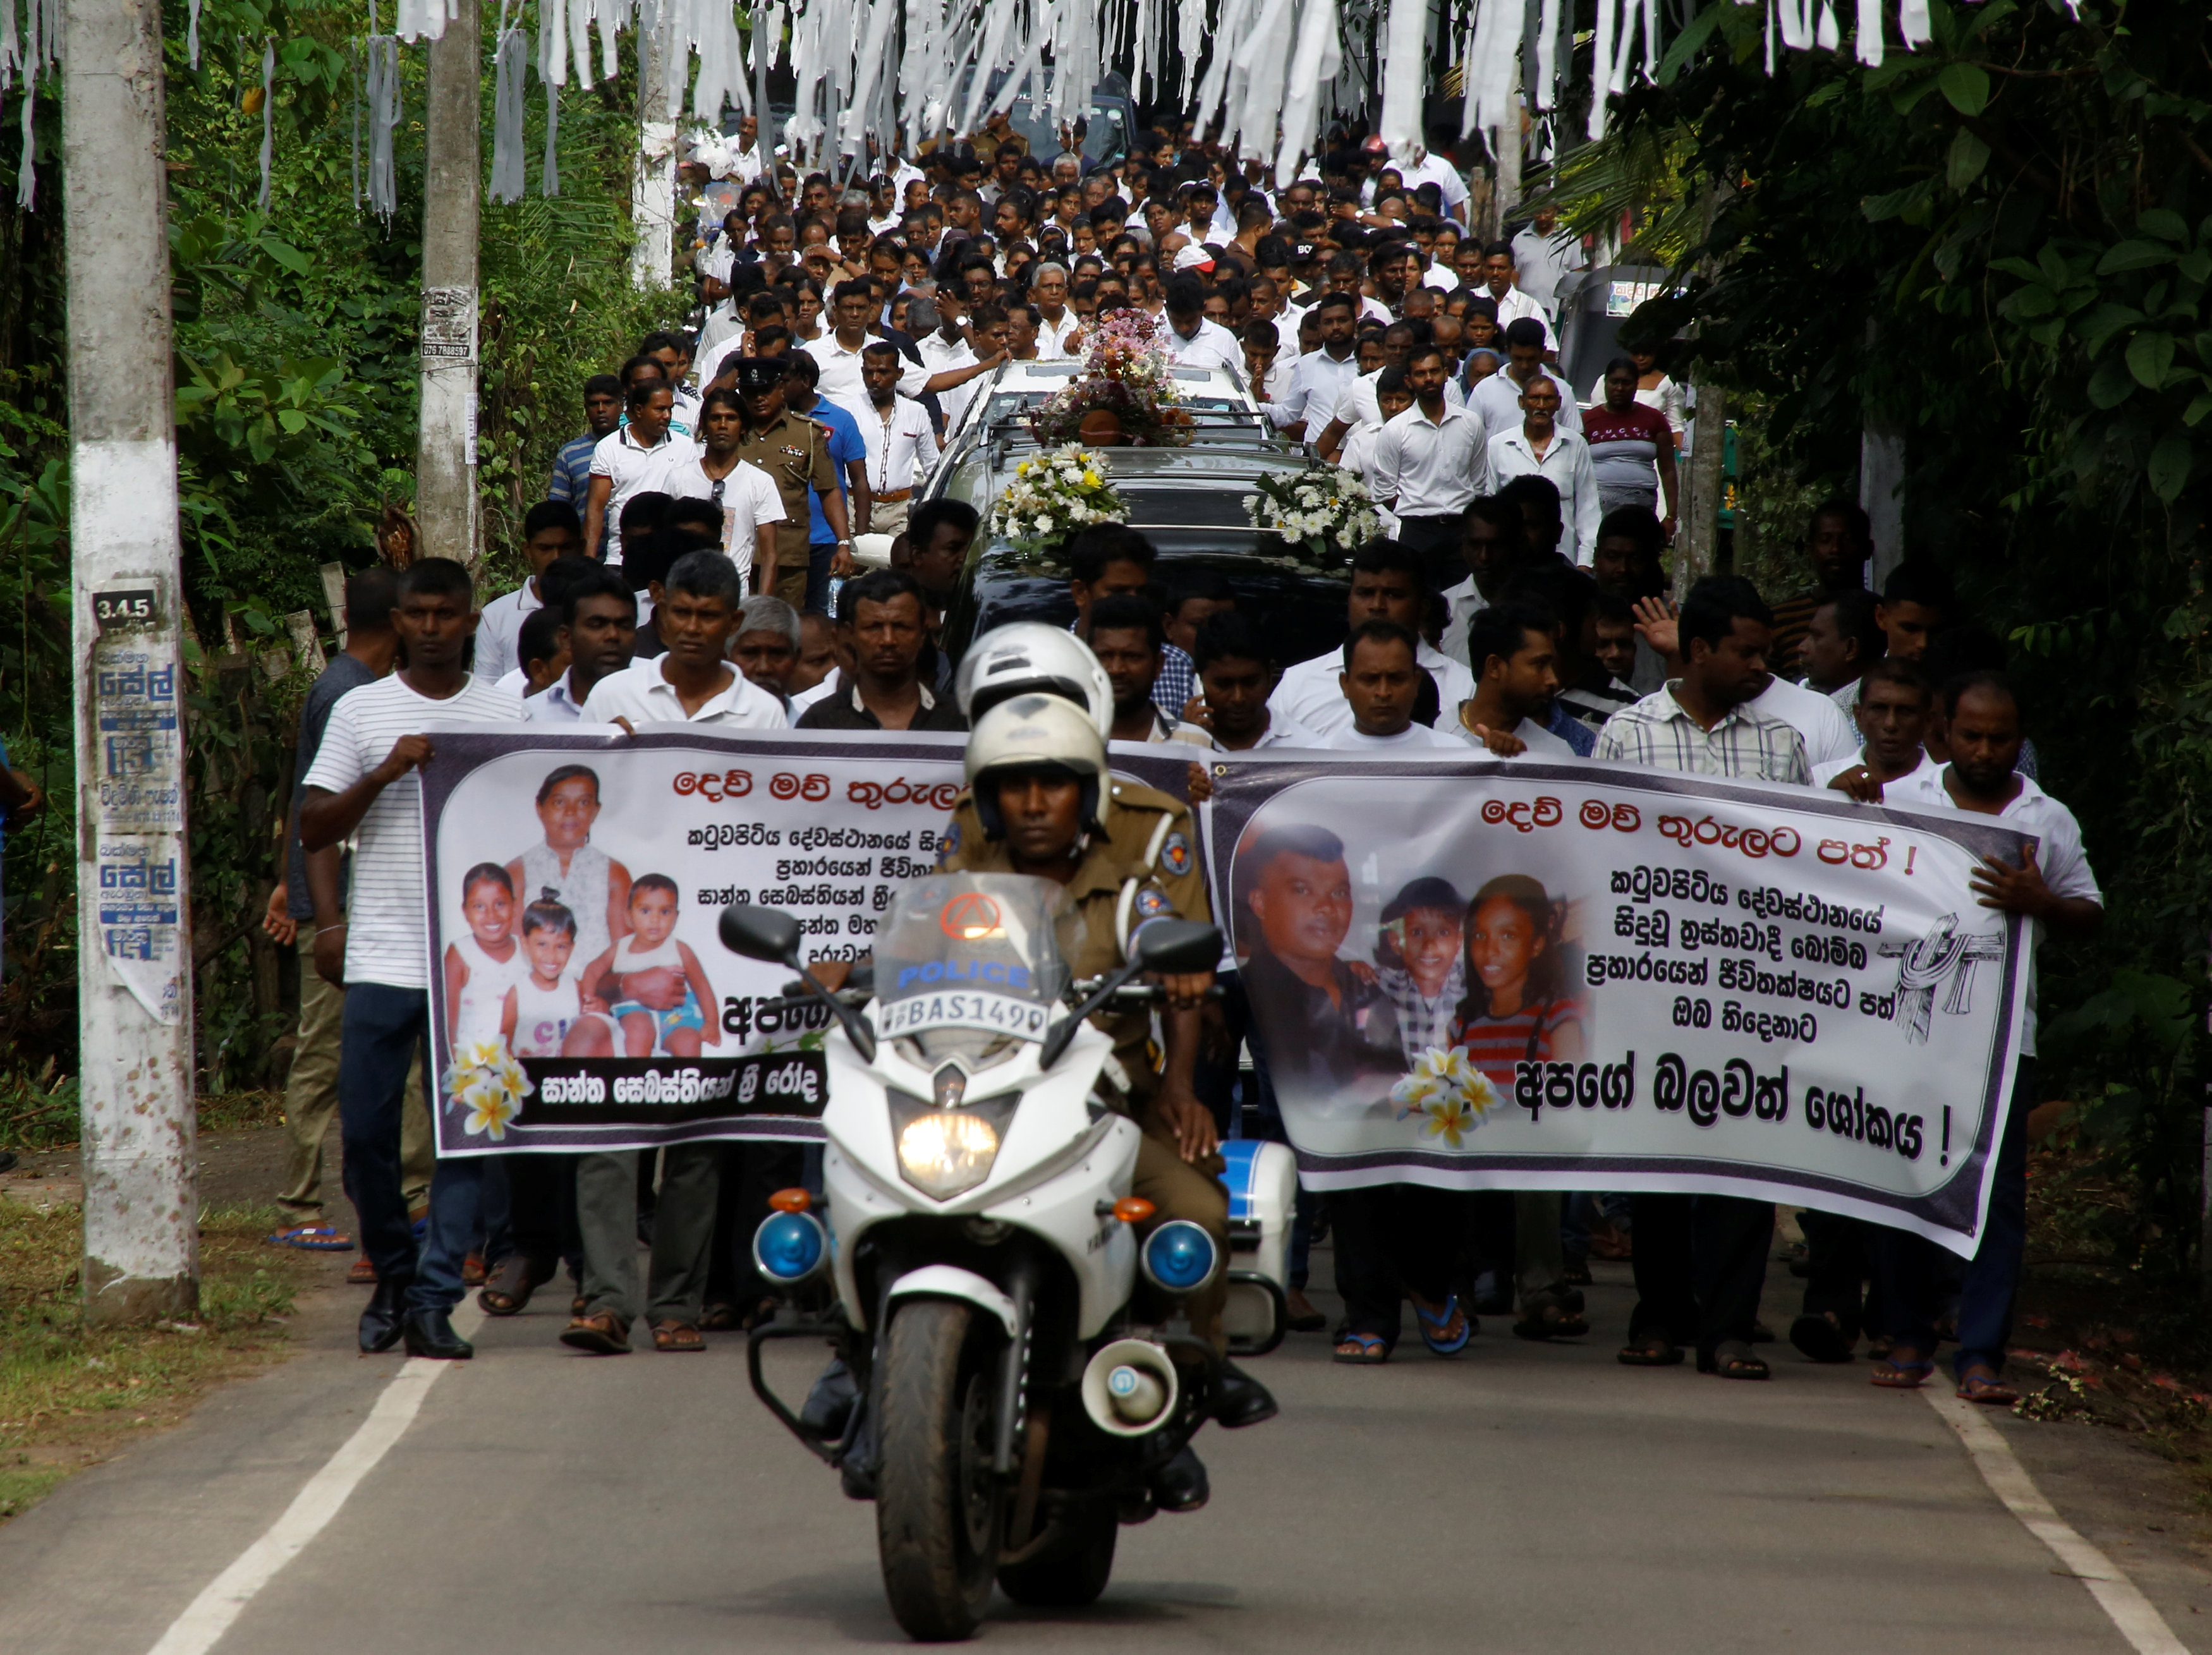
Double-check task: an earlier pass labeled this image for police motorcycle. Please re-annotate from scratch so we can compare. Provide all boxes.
[720,672,1288,1641]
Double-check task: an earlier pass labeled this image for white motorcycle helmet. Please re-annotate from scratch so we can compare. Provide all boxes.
[965,693,1113,841]
[954,622,1115,738]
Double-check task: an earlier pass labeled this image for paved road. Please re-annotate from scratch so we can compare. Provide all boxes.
[3,1252,2208,1654]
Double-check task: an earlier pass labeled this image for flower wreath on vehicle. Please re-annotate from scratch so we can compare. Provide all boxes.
[988,444,1131,561]
[1244,463,1383,573]
[1026,310,1195,451]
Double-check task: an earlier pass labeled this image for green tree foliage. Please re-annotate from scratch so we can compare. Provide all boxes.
[0,0,687,1127]
[1603,0,2210,1273]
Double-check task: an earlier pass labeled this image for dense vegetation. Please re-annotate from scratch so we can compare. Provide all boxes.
[1577,0,2210,1285]
[0,0,675,1132]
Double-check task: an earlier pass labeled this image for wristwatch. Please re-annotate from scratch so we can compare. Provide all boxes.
[836,538,853,547]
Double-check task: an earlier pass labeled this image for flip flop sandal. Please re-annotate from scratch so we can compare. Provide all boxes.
[1413,1293,1471,1356]
[698,1302,740,1331]
[559,1312,632,1354]
[1955,1367,2019,1406]
[462,1253,487,1287]
[478,1253,552,1317]
[1790,1312,1855,1364]
[1871,1358,1934,1389]
[1333,1332,1391,1365]
[1704,1340,1770,1380]
[265,1225,356,1252]
[1618,1334,1684,1367]
[1514,1290,1586,1342]
[652,1321,707,1352]
[1285,1294,1328,1333]
[346,1258,378,1285]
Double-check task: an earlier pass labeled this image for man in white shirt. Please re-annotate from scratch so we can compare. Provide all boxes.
[1394,145,1471,226]
[1160,274,1243,372]
[581,550,789,731]
[1510,207,1582,313]
[1368,346,1488,591]
[1440,602,1579,756]
[912,294,1002,433]
[849,341,941,534]
[1469,317,1584,437]
[1270,542,1474,736]
[659,388,787,588]
[583,382,699,566]
[1272,292,1361,440]
[1028,262,1084,360]
[1886,672,2101,1406]
[1810,657,1938,799]
[1437,497,1519,669]
[1484,377,1601,564]
[1172,612,1326,751]
[297,558,526,1362]
[1320,622,1464,750]
[477,502,584,682]
[1748,669,1861,767]
[525,566,640,724]
[1479,242,1557,352]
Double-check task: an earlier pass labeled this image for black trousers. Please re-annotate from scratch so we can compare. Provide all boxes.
[1627,1193,1772,1358]
[1796,1208,1873,1339]
[1332,1182,1464,1346]
[1394,513,1466,597]
[493,1152,581,1276]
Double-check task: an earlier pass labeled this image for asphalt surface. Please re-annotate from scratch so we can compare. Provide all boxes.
[4,1244,2209,1654]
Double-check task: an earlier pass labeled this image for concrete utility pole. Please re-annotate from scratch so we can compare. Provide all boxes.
[1675,375,1728,601]
[630,0,678,291]
[416,0,482,573]
[64,0,199,1325]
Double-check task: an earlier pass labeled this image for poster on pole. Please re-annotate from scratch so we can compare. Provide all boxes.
[416,728,1200,1157]
[1201,755,2034,1256]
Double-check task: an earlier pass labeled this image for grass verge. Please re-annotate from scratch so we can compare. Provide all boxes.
[0,1196,313,1524]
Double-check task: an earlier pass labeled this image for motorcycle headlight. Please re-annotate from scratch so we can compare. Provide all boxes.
[887,1088,1021,1200]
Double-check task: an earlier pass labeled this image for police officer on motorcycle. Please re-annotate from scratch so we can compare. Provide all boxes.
[939,690,1278,1512]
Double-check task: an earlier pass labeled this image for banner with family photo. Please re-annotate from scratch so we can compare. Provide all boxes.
[1202,755,2038,1255]
[416,729,1200,1156]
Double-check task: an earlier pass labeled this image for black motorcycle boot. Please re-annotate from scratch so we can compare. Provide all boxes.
[1148,1445,1210,1513]
[1212,1359,1279,1428]
[359,1275,409,1354]
[401,1307,475,1360]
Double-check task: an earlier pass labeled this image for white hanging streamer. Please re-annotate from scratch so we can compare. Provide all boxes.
[365,33,401,218]
[14,83,32,210]
[188,0,202,68]
[1855,0,1885,64]
[255,39,276,211]
[490,6,528,203]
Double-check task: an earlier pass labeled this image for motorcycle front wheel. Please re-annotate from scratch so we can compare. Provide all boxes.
[996,1500,1117,1607]
[875,1299,1004,1640]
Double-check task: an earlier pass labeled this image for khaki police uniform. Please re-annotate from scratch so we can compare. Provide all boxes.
[936,777,1230,1346]
[732,409,839,610]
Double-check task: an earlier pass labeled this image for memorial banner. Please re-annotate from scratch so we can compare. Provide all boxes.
[416,728,1198,1156]
[1202,754,2036,1254]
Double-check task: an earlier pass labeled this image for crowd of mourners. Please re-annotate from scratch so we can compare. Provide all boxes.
[257,112,2095,1408]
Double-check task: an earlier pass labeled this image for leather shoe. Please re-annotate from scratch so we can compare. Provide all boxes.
[358,1276,408,1354]
[401,1308,474,1360]
[1148,1445,1210,1513]
[1212,1359,1278,1428]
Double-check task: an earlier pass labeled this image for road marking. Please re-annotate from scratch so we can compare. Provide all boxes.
[1925,1388,2190,1655]
[143,1301,487,1655]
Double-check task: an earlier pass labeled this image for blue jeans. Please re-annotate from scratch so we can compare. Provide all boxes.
[339,982,488,1315]
[339,984,433,1287]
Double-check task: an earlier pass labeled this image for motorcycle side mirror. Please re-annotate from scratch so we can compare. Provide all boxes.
[720,905,802,964]
[717,904,876,1063]
[1133,919,1222,978]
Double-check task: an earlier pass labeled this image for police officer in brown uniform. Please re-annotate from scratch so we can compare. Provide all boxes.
[937,692,1277,1512]
[729,356,851,610]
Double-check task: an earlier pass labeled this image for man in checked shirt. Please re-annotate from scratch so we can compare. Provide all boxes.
[1595,574,1809,1383]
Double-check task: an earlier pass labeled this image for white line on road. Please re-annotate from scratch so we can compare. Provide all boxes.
[1925,1388,2191,1655]
[142,1300,487,1655]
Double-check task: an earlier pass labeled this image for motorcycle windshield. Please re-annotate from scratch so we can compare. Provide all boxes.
[874,875,1071,1065]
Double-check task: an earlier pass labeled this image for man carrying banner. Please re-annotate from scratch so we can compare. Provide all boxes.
[1595,575,1809,1379]
[1878,672,2101,1403]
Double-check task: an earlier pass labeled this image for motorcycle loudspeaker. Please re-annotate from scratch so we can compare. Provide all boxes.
[1080,1338,1181,1437]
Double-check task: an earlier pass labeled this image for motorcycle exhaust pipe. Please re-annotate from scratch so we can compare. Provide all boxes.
[1080,1338,1181,1437]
